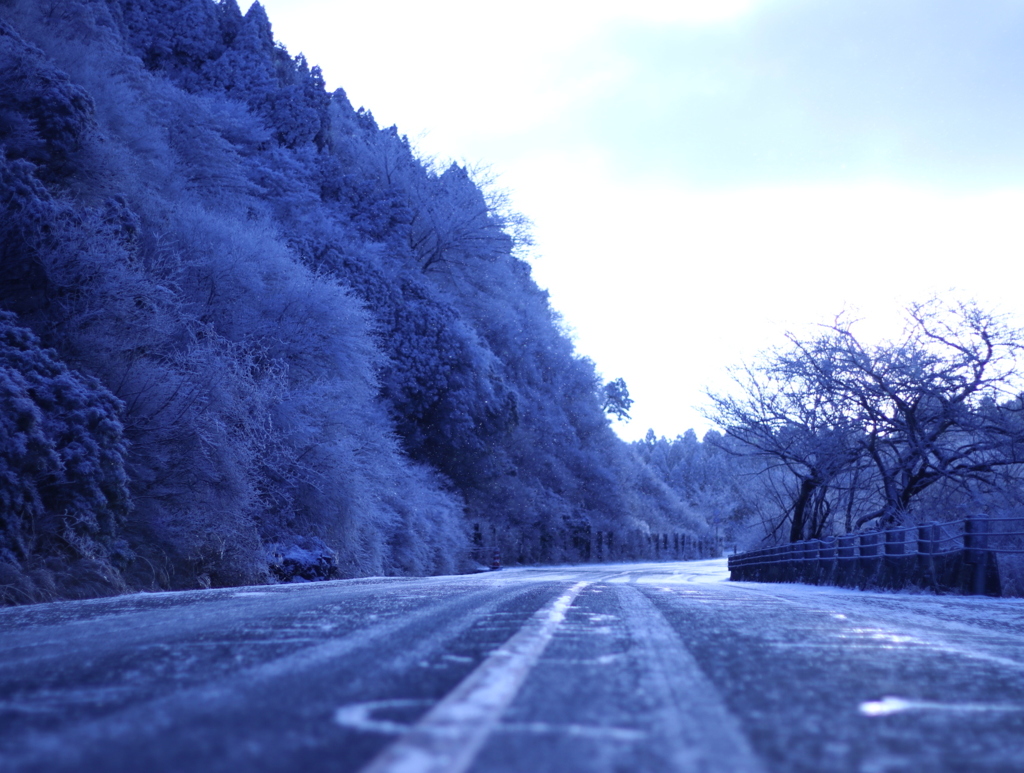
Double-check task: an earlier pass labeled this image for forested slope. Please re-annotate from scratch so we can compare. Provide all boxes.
[0,0,705,603]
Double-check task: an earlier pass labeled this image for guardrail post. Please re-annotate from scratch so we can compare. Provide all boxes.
[885,528,905,555]
[819,536,836,584]
[777,544,787,576]
[837,534,855,558]
[917,522,940,591]
[883,527,908,589]
[917,523,937,556]
[964,517,989,595]
[837,534,855,586]
[809,539,823,583]
[859,532,881,588]
[819,536,835,560]
[860,532,879,557]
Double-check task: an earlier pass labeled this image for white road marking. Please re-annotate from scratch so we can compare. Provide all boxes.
[860,696,1024,716]
[358,582,588,773]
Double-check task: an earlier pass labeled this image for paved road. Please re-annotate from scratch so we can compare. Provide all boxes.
[2,560,1024,772]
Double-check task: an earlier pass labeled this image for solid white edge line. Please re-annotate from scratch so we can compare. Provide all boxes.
[358,581,589,773]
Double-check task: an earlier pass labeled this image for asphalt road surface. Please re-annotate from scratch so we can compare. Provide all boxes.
[2,559,1024,772]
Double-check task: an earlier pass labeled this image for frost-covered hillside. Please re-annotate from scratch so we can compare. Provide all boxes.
[0,0,706,603]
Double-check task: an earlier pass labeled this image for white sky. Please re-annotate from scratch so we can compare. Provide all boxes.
[257,0,1024,441]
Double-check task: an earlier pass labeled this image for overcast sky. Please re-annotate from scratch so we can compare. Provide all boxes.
[258,0,1024,441]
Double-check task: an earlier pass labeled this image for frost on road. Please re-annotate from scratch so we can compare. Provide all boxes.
[2,559,1024,772]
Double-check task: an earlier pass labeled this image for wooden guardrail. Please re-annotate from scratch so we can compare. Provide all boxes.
[727,517,1024,596]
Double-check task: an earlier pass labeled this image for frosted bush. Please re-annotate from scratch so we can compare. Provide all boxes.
[266,536,339,583]
[0,311,131,602]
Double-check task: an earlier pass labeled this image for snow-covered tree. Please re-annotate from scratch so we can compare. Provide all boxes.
[708,301,1024,541]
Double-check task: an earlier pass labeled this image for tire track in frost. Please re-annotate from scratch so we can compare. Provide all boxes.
[616,584,766,773]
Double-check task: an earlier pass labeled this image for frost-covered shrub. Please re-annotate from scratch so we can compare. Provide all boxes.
[0,311,131,603]
[266,536,338,583]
